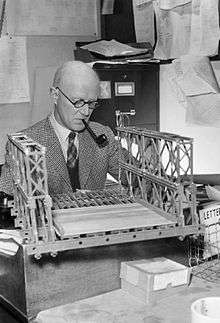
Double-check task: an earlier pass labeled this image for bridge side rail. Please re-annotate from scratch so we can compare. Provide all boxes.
[117,126,197,226]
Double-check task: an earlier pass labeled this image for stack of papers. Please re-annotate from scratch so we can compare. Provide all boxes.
[81,39,151,58]
[0,229,23,256]
[80,39,154,64]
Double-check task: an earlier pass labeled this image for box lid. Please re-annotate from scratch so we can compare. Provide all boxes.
[120,257,190,291]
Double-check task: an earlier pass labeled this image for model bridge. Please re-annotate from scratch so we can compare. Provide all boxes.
[7,124,203,258]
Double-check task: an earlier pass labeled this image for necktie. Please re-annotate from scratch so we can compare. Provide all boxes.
[67,132,77,169]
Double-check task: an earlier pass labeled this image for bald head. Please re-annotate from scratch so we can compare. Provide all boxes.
[51,61,100,131]
[53,61,100,90]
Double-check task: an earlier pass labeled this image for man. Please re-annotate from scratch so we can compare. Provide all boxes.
[0,61,126,196]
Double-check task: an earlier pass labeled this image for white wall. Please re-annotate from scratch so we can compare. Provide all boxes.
[160,61,220,174]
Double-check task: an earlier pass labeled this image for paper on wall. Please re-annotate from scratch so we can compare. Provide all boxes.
[153,1,192,59]
[189,0,220,57]
[6,0,99,38]
[132,0,155,45]
[176,69,217,96]
[168,55,220,127]
[101,0,115,15]
[185,93,220,127]
[172,56,220,96]
[154,0,220,60]
[0,36,30,104]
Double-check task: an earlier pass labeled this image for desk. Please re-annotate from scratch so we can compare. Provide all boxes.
[36,276,220,323]
[0,238,189,321]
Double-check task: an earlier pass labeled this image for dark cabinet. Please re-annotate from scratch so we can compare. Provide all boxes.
[91,63,160,132]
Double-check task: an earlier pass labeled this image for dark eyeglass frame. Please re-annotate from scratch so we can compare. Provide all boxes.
[56,87,99,110]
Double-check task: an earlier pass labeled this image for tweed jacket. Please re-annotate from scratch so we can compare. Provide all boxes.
[0,117,124,196]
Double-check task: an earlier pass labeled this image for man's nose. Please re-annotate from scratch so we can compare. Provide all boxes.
[79,104,90,116]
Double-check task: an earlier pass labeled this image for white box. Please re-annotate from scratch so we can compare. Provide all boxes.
[120,257,191,304]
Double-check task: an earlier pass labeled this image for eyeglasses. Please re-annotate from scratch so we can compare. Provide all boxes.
[56,87,99,110]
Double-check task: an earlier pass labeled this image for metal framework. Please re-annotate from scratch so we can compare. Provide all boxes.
[117,125,197,227]
[8,133,55,245]
[8,120,203,259]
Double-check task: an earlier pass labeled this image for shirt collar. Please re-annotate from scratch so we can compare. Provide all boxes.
[49,111,71,142]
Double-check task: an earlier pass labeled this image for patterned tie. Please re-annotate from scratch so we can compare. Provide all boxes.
[67,132,77,169]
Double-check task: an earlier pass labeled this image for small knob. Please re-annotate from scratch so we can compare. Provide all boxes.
[50,252,58,258]
[34,253,42,260]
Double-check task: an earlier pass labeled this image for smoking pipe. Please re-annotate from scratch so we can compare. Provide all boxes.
[82,119,108,148]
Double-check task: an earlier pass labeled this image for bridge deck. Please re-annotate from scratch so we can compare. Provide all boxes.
[53,203,176,239]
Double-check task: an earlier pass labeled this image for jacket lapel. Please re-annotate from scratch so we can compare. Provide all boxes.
[44,118,97,190]
[44,118,72,190]
[78,129,96,188]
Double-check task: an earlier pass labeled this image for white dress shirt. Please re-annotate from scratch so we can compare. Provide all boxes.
[49,112,78,161]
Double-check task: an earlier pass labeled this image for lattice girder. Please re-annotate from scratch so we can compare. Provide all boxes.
[8,133,55,244]
[118,127,193,184]
[117,126,196,226]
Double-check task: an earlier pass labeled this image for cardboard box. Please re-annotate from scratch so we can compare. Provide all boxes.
[120,257,191,304]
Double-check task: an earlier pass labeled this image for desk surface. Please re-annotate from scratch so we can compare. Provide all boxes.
[36,276,220,323]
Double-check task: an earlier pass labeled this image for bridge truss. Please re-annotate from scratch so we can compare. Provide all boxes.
[7,123,203,259]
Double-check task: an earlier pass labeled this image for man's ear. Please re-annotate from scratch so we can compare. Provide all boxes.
[50,87,59,104]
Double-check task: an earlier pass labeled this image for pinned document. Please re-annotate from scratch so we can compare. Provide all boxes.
[101,0,115,15]
[189,0,220,57]
[0,36,30,104]
[6,0,100,38]
[154,0,220,59]
[132,0,155,45]
[153,0,192,59]
[168,55,220,127]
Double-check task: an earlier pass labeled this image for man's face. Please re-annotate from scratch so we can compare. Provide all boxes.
[54,74,99,132]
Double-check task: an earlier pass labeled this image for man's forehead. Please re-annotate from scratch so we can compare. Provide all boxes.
[61,62,96,78]
[61,68,97,87]
[62,77,98,92]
